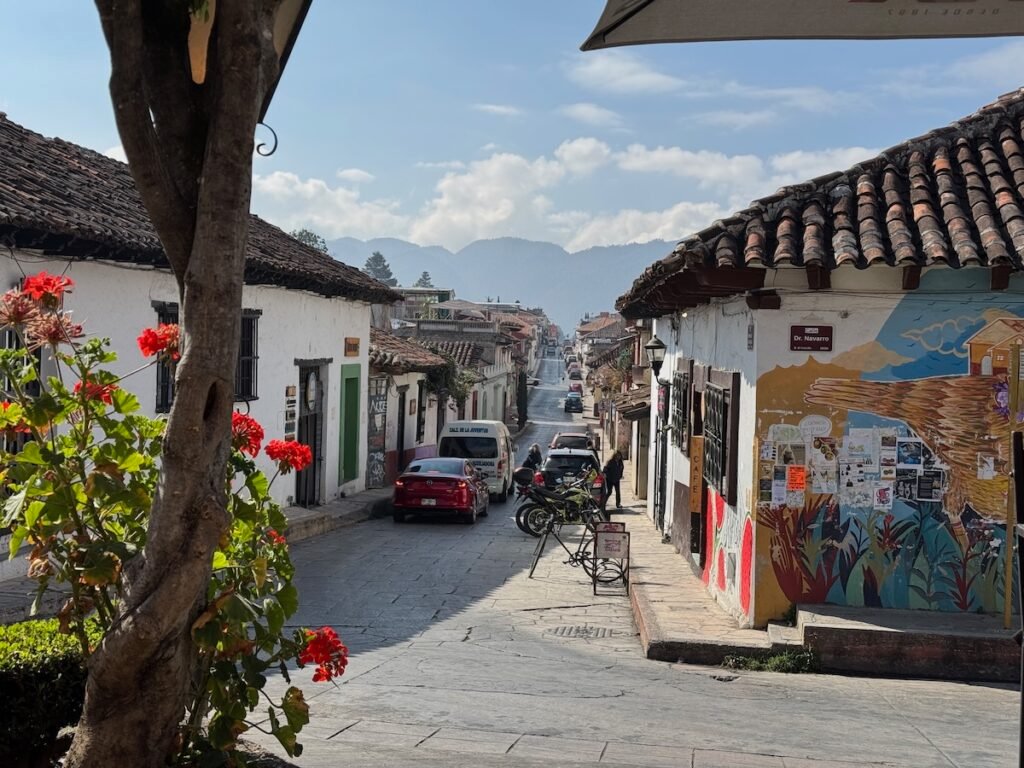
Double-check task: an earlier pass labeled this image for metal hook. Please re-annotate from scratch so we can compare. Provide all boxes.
[256,122,278,157]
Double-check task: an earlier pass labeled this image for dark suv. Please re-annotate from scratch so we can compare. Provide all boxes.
[540,449,604,503]
[564,392,584,412]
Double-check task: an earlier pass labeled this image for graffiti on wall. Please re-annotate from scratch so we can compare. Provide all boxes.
[703,487,754,615]
[755,272,1019,615]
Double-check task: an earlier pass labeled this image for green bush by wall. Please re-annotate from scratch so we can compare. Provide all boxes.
[0,619,99,763]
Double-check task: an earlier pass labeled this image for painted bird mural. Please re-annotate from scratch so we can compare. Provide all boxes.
[805,374,1008,533]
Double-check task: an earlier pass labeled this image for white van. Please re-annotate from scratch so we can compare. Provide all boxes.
[438,420,515,501]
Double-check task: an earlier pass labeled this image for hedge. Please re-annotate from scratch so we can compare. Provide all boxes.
[0,619,99,764]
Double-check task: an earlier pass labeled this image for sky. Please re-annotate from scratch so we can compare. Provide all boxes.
[4,2,1024,253]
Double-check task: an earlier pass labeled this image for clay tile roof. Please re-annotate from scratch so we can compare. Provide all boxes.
[612,385,651,420]
[422,339,484,369]
[0,114,401,304]
[617,87,1024,319]
[369,328,448,374]
[578,314,621,335]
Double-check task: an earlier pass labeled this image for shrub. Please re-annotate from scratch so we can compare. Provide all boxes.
[721,649,819,673]
[0,619,101,763]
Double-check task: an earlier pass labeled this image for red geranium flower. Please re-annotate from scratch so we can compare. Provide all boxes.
[0,401,30,435]
[267,528,286,545]
[231,411,264,457]
[265,439,313,473]
[22,272,73,307]
[299,626,348,683]
[0,289,39,328]
[137,323,181,361]
[74,377,118,405]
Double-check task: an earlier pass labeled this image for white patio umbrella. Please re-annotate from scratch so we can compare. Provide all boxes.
[582,0,1024,50]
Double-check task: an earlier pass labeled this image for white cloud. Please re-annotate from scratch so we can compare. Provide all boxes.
[768,147,878,185]
[694,109,778,131]
[473,103,522,117]
[565,200,729,252]
[554,137,612,176]
[567,50,683,94]
[409,153,565,250]
[560,102,623,128]
[104,145,127,163]
[252,171,408,241]
[416,160,466,170]
[335,167,375,184]
[616,144,765,190]
[251,138,881,254]
[480,142,500,152]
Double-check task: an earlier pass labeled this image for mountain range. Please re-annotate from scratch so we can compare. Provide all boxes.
[325,236,673,330]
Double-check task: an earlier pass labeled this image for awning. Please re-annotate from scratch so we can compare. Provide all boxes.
[613,385,651,421]
[581,0,1024,51]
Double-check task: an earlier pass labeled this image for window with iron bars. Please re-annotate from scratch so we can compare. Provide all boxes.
[671,369,689,455]
[702,373,739,505]
[153,302,261,413]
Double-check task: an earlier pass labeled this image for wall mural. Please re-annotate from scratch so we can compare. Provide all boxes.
[755,271,1020,617]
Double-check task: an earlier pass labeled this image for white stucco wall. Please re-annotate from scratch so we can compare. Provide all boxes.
[650,297,758,621]
[3,252,372,508]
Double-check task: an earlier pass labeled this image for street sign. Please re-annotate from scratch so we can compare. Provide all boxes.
[790,325,833,352]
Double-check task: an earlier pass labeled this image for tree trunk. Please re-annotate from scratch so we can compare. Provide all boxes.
[65,3,281,765]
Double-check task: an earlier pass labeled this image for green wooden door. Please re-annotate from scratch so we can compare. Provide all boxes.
[340,363,360,483]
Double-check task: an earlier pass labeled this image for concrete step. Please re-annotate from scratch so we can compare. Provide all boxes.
[766,621,802,652]
[797,604,1019,682]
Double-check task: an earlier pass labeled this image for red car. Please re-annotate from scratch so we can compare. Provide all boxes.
[568,381,583,394]
[392,458,490,524]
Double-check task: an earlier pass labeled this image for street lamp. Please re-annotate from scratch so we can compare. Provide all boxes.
[644,335,666,380]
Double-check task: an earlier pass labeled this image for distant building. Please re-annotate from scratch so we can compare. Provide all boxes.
[391,287,457,322]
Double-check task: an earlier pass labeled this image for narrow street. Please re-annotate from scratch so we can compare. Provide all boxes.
[249,356,1018,768]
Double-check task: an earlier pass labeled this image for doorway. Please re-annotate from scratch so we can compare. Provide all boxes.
[396,387,407,474]
[296,365,323,507]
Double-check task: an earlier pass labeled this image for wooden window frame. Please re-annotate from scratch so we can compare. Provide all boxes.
[671,359,691,455]
[700,369,739,505]
[152,302,261,412]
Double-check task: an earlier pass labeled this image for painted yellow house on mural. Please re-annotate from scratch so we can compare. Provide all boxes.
[967,318,1024,376]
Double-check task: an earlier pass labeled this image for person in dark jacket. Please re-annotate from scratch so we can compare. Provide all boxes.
[602,450,625,510]
[522,444,543,471]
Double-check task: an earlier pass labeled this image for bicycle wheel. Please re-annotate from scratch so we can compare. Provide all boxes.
[515,502,540,534]
[580,536,625,583]
[523,505,554,538]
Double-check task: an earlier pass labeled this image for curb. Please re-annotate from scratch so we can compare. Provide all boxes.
[284,493,392,544]
[630,583,772,664]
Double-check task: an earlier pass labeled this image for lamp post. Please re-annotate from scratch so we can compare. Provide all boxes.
[644,335,667,383]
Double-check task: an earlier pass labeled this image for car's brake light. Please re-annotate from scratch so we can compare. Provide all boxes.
[534,471,544,485]
[394,479,404,488]
[593,476,603,487]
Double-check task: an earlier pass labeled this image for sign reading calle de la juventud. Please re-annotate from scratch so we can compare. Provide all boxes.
[582,0,1024,50]
[790,325,833,352]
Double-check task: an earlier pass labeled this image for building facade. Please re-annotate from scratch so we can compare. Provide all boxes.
[619,89,1024,627]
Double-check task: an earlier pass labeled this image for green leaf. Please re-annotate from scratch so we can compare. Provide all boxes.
[211,551,230,570]
[222,593,259,623]
[23,500,44,529]
[3,489,26,525]
[16,442,47,466]
[277,583,298,618]
[245,471,270,501]
[264,597,285,636]
[281,687,309,731]
[117,452,145,473]
[8,525,26,559]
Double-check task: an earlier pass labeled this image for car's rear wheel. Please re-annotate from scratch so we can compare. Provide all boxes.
[479,493,489,517]
[462,506,477,525]
[393,509,405,523]
[497,482,508,503]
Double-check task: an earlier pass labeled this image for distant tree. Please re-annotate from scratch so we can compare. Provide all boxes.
[413,271,434,288]
[363,250,398,286]
[290,227,329,253]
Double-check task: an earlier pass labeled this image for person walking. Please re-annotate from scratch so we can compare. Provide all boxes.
[603,450,625,510]
[522,443,543,471]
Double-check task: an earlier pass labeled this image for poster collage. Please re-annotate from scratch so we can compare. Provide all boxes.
[756,416,945,514]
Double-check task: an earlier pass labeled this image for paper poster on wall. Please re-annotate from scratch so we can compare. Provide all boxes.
[896,438,923,469]
[760,441,776,462]
[810,464,837,494]
[880,466,896,481]
[779,443,806,466]
[977,454,997,480]
[786,465,807,491]
[894,468,917,501]
[768,423,802,443]
[873,483,893,510]
[785,490,805,507]
[879,432,897,476]
[758,478,773,503]
[844,429,877,470]
[916,470,944,502]
[810,437,837,465]
[759,459,774,480]
[771,466,788,505]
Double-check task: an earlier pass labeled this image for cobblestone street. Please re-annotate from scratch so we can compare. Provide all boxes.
[249,358,1018,768]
